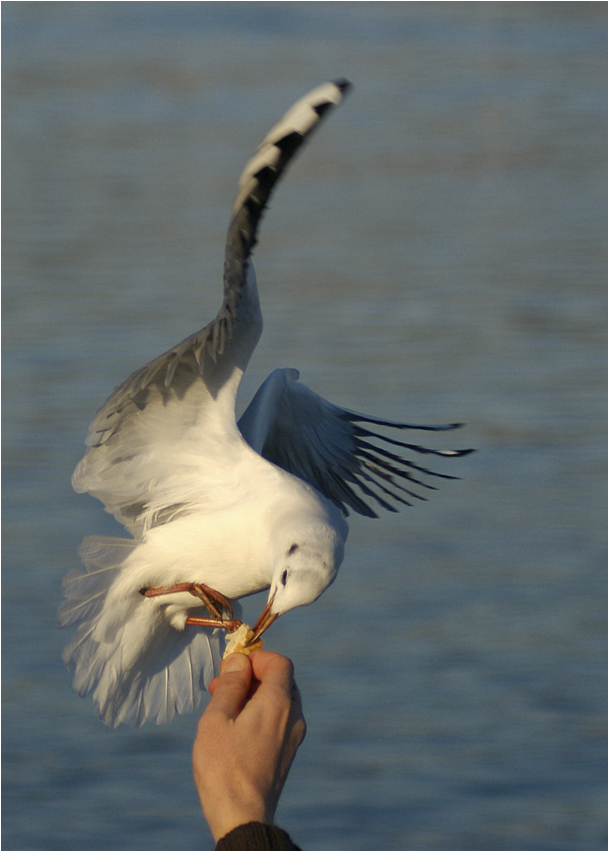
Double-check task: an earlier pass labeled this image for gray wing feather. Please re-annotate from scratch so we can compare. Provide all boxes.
[73,81,351,536]
[238,369,474,518]
[86,79,350,450]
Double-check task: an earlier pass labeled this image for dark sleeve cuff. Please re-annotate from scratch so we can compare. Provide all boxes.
[215,821,301,850]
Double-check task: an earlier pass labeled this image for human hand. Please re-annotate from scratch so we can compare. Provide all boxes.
[193,650,307,843]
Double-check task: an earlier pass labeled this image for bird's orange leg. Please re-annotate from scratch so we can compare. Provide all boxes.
[141,582,232,616]
[141,582,196,598]
[140,582,238,628]
[190,584,234,620]
[185,615,242,632]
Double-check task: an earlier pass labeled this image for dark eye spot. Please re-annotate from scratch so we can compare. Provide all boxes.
[281,570,288,586]
[288,544,299,555]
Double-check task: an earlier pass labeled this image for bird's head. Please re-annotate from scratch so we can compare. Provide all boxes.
[247,517,347,644]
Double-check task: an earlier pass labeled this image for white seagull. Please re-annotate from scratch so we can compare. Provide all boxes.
[59,80,472,727]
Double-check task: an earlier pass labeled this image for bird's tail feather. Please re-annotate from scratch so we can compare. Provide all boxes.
[92,626,221,728]
[59,534,222,727]
[58,536,134,628]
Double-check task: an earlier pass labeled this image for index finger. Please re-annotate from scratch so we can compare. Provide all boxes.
[205,652,253,720]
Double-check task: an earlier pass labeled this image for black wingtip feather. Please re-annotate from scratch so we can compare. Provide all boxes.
[333,78,352,94]
[274,131,305,157]
[313,102,333,119]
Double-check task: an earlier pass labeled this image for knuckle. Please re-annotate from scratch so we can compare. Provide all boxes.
[294,717,307,745]
[274,654,295,680]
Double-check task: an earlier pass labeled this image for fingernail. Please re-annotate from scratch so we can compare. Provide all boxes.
[222,652,248,673]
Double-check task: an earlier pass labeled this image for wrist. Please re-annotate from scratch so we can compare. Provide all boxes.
[203,794,274,842]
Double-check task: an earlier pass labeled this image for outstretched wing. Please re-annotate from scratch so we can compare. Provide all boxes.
[72,80,351,537]
[238,368,474,519]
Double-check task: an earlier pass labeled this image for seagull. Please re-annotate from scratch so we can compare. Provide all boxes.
[59,80,473,727]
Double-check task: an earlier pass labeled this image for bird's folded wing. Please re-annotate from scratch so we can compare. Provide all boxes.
[238,368,474,519]
[72,81,350,536]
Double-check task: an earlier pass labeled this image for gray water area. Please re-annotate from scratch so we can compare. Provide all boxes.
[2,4,606,850]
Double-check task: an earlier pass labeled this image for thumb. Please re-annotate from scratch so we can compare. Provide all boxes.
[208,652,252,720]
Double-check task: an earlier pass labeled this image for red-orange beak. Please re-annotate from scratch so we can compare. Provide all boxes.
[246,593,279,645]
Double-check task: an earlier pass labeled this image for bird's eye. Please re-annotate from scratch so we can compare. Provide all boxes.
[287,543,299,555]
[281,569,288,586]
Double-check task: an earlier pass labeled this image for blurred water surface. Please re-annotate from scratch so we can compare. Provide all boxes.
[2,3,606,851]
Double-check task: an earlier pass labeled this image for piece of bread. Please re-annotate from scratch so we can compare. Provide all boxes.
[223,623,264,658]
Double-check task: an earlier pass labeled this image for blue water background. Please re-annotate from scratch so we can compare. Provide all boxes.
[2,3,606,850]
